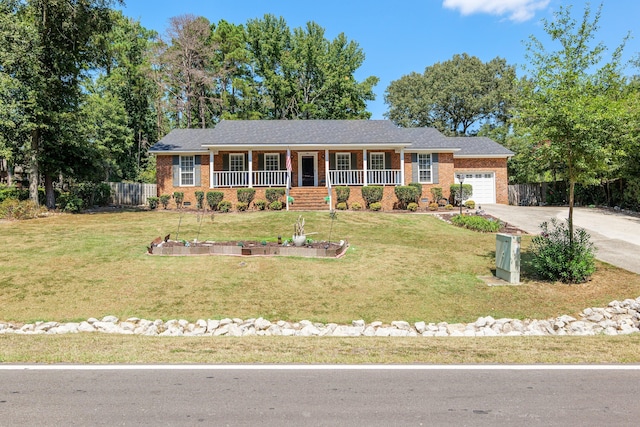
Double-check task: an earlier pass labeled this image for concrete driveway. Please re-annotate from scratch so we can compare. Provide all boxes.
[481,204,640,275]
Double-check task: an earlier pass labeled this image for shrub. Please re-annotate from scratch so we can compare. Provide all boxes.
[254,199,267,210]
[408,182,422,203]
[217,200,232,212]
[206,191,224,210]
[369,202,382,211]
[623,177,640,211]
[336,202,347,210]
[72,182,111,208]
[268,200,283,210]
[335,186,350,203]
[394,186,419,209]
[407,202,419,212]
[0,199,44,220]
[361,185,383,208]
[173,191,184,208]
[57,192,83,213]
[450,184,473,205]
[147,196,159,210]
[194,191,205,209]
[237,188,256,205]
[530,218,596,283]
[0,185,28,202]
[430,187,443,202]
[160,194,171,209]
[351,202,362,211]
[464,200,476,209]
[451,214,501,232]
[236,202,248,211]
[445,204,454,210]
[428,202,439,211]
[265,188,286,203]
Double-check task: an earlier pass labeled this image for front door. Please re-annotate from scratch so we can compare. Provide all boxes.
[301,156,315,186]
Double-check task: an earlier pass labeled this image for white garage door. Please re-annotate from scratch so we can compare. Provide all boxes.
[455,172,496,204]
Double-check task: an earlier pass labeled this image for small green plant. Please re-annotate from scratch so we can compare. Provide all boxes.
[428,202,439,211]
[57,192,83,213]
[336,202,347,210]
[407,202,418,212]
[394,186,419,209]
[269,200,283,210]
[206,191,224,210]
[530,218,596,283]
[0,199,44,220]
[335,186,350,204]
[445,204,454,210]
[194,191,204,209]
[265,188,286,203]
[147,196,159,210]
[361,186,383,208]
[217,200,232,212]
[237,188,256,205]
[369,202,382,211]
[351,202,362,211]
[464,200,476,209]
[173,191,184,209]
[451,214,501,232]
[236,202,248,211]
[159,194,171,209]
[254,199,267,210]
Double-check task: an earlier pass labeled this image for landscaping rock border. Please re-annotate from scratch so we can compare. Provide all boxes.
[2,297,639,337]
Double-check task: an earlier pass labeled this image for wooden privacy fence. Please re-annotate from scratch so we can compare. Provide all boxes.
[508,183,548,206]
[108,182,157,206]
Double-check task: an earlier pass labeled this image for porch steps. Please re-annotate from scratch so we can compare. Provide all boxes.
[288,187,331,211]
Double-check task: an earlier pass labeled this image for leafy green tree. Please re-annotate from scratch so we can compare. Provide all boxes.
[515,3,632,241]
[385,53,516,135]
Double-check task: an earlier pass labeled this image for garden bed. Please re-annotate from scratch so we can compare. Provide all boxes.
[438,213,527,234]
[148,239,348,258]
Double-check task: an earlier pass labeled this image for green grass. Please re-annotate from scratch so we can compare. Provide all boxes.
[2,209,639,326]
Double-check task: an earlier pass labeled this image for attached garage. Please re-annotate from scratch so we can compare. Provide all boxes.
[455,172,496,204]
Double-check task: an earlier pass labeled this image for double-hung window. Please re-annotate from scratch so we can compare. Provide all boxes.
[370,153,384,170]
[336,153,351,170]
[230,153,245,171]
[265,153,280,171]
[418,153,432,183]
[180,155,195,186]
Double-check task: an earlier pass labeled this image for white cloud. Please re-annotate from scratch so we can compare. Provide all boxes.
[442,0,550,22]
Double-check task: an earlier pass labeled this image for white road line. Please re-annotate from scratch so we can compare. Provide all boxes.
[1,364,640,371]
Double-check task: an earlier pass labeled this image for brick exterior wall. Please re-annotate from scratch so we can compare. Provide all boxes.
[155,151,509,210]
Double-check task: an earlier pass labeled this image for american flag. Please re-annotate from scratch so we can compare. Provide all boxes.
[286,153,292,171]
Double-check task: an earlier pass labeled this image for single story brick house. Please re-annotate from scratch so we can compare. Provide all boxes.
[149,120,513,210]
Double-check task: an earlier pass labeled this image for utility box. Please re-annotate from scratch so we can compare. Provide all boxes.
[496,233,521,284]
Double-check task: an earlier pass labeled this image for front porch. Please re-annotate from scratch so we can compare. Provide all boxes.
[208,149,406,189]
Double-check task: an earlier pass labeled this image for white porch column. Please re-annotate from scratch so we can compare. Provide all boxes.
[248,150,253,188]
[400,149,405,185]
[209,151,214,188]
[363,149,368,186]
[325,149,330,187]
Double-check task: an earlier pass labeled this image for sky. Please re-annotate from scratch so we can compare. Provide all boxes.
[119,0,640,120]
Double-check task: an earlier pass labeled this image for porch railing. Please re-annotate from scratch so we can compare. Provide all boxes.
[367,169,402,185]
[253,170,288,187]
[329,169,402,186]
[212,171,248,187]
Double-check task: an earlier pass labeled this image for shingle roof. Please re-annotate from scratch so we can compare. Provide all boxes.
[149,120,513,157]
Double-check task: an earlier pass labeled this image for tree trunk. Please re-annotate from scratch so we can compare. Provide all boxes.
[29,129,40,206]
[568,179,575,247]
[44,174,55,209]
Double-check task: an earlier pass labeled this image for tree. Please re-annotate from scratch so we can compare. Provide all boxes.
[515,3,632,244]
[385,53,516,135]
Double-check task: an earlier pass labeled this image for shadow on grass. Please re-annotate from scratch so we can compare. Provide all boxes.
[484,250,539,281]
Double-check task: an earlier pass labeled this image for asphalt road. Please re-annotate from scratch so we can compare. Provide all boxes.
[1,366,640,426]
[481,204,640,274]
